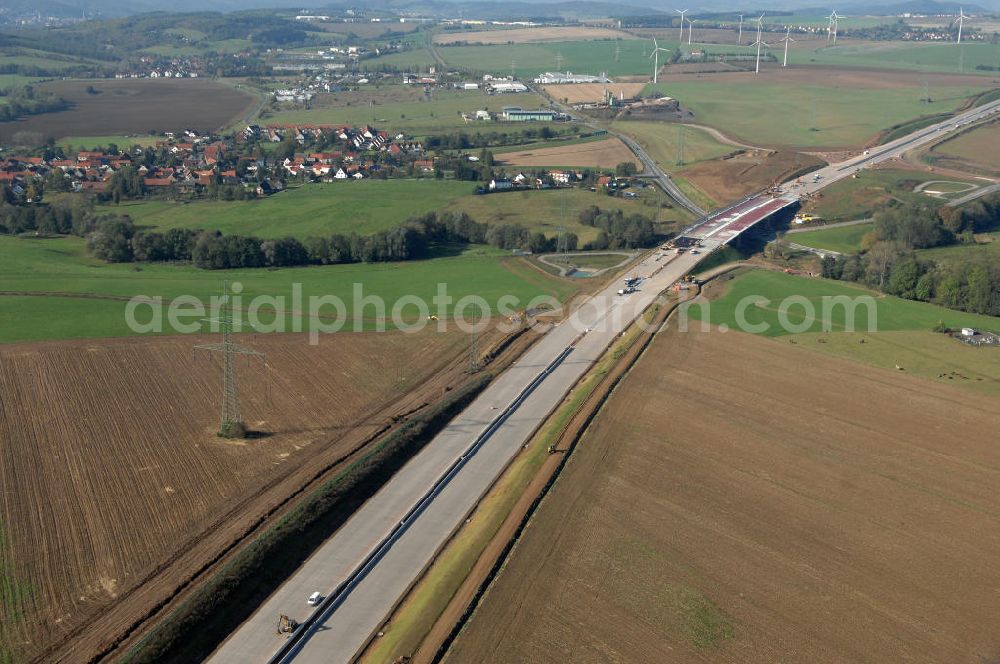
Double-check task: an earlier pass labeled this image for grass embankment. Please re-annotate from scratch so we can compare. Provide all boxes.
[360,296,672,664]
[927,121,1000,174]
[0,235,578,342]
[692,269,1000,395]
[790,223,874,254]
[671,173,719,210]
[799,168,972,222]
[122,372,492,664]
[611,121,733,170]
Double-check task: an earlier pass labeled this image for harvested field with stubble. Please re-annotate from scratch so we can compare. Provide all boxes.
[446,326,1000,664]
[0,328,486,664]
[0,78,257,143]
[495,137,636,169]
[433,26,626,45]
[541,82,646,104]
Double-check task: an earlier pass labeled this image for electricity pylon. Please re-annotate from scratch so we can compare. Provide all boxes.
[195,281,265,438]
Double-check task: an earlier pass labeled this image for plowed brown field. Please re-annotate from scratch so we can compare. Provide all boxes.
[682,149,824,202]
[541,83,646,104]
[496,137,636,169]
[0,329,481,663]
[446,326,1000,663]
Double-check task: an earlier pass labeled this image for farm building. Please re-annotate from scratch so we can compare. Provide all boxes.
[503,107,557,122]
[534,71,612,84]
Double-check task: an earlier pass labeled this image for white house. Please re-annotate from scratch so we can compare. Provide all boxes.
[489,178,513,191]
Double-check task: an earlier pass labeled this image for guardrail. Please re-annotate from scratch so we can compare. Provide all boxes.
[266,345,576,664]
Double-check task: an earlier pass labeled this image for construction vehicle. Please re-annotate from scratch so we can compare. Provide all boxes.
[277,614,299,635]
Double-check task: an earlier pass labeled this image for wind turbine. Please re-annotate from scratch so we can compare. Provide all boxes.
[676,9,689,42]
[780,26,796,67]
[649,37,669,84]
[752,13,769,74]
[738,13,744,44]
[687,17,695,45]
[956,7,967,44]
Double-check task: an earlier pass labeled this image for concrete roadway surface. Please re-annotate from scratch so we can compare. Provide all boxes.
[209,248,709,664]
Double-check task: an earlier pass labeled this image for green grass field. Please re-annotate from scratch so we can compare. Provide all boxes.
[452,185,690,243]
[690,269,1000,336]
[360,48,437,70]
[266,90,547,136]
[917,232,1000,265]
[0,74,46,89]
[611,121,732,169]
[0,54,88,72]
[0,235,580,343]
[436,39,662,78]
[791,327,1000,396]
[645,79,994,148]
[800,168,968,221]
[105,181,672,242]
[788,41,1000,75]
[107,180,474,238]
[691,268,1000,393]
[141,38,254,57]
[790,222,874,254]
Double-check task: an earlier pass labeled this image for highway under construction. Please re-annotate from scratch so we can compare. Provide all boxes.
[209,93,1000,664]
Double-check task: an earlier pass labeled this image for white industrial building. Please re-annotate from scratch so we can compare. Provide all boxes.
[533,71,612,84]
[484,79,528,94]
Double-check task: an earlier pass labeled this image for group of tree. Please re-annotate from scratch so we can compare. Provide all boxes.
[819,195,1000,316]
[424,126,574,151]
[578,205,656,250]
[0,85,70,122]
[0,198,98,236]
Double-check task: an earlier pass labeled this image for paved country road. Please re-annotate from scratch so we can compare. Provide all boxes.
[207,93,1000,664]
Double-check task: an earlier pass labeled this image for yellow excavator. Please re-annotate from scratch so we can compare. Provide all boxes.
[277,614,299,635]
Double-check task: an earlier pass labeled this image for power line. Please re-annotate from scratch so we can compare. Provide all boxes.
[194,281,266,439]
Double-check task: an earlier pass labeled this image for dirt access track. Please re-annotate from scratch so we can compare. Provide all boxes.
[496,137,637,169]
[445,325,1000,663]
[0,326,526,664]
[434,26,627,45]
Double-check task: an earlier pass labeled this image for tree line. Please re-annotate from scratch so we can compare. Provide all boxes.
[0,85,70,122]
[83,206,659,269]
[820,194,1000,316]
